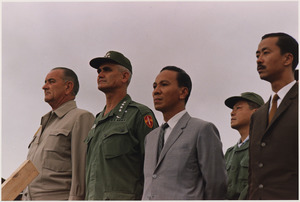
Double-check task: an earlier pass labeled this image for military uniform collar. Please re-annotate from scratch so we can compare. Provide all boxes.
[234,138,249,151]
[100,94,132,119]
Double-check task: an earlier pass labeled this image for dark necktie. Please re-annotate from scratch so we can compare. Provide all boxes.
[157,123,169,162]
[268,94,279,124]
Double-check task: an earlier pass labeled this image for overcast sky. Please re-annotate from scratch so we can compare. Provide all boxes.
[2,1,298,179]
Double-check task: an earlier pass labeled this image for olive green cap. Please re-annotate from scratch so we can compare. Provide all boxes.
[225,92,264,109]
[89,50,132,73]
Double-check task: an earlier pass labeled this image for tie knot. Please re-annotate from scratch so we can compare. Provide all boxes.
[272,94,279,103]
[162,123,169,130]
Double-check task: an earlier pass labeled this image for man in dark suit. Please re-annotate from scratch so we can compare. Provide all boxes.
[249,32,298,199]
[142,66,227,200]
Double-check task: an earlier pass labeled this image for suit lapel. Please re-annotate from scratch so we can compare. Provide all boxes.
[150,128,161,168]
[266,83,298,132]
[156,112,191,168]
[252,101,270,141]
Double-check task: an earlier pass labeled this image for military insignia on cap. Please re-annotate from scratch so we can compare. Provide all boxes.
[105,52,111,58]
[144,115,154,128]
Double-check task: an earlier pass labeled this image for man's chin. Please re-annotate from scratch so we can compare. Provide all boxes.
[154,105,163,112]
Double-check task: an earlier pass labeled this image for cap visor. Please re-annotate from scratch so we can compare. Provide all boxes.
[89,58,116,69]
[225,96,244,109]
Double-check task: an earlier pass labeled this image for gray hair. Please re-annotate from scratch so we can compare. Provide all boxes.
[118,65,132,86]
[52,67,79,96]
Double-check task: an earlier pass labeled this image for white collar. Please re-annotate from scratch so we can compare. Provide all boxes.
[238,135,249,148]
[165,110,187,129]
[271,80,296,102]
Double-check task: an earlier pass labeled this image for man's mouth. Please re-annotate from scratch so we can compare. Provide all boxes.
[257,65,266,72]
[153,97,162,103]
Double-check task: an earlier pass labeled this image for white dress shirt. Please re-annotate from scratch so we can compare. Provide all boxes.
[270,80,296,111]
[163,109,187,144]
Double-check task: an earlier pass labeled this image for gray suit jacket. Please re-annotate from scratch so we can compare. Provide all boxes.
[142,112,227,200]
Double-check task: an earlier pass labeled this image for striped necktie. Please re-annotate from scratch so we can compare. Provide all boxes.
[157,123,169,162]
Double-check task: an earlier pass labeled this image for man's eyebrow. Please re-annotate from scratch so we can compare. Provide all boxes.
[256,47,269,54]
[159,80,170,83]
[45,78,55,83]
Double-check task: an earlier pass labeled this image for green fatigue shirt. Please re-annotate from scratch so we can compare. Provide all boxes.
[225,139,249,200]
[85,94,158,200]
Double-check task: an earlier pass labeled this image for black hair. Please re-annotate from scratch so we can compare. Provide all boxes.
[160,66,192,104]
[262,32,298,70]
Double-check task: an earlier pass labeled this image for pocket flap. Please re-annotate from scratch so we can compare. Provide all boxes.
[49,129,70,136]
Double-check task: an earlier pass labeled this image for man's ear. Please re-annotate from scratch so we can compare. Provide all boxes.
[122,71,130,84]
[283,53,294,67]
[179,87,189,101]
[65,81,74,95]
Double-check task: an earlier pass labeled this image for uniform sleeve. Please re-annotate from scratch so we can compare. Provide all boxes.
[247,114,255,199]
[69,112,95,200]
[135,110,159,155]
[196,122,227,200]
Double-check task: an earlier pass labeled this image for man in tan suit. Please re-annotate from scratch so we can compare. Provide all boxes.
[23,67,94,200]
[248,32,298,199]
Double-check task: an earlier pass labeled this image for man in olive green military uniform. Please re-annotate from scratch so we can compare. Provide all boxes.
[85,51,158,200]
[224,92,264,200]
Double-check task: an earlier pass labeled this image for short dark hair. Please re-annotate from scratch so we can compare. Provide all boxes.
[52,67,80,96]
[160,66,192,104]
[262,32,298,70]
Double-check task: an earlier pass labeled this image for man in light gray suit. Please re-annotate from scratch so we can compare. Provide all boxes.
[142,66,227,200]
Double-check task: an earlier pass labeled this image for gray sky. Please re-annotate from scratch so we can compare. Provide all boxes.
[2,1,298,179]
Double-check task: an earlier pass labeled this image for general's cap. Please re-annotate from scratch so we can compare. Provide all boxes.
[225,92,264,109]
[89,51,132,73]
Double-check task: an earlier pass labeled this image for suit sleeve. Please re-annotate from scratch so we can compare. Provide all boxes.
[196,122,227,199]
[247,113,255,199]
[69,112,95,200]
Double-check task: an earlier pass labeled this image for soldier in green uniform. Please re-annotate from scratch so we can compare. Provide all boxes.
[224,92,264,200]
[85,51,158,200]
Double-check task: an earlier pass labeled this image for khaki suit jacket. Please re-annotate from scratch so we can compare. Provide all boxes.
[23,101,95,200]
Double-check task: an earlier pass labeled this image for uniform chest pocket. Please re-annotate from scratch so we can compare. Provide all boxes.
[44,129,71,151]
[238,157,249,181]
[43,129,72,172]
[102,124,132,159]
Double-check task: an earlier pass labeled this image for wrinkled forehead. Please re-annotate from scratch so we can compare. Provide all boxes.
[45,69,64,80]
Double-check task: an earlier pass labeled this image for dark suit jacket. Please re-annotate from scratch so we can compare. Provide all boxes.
[142,112,227,200]
[248,83,298,200]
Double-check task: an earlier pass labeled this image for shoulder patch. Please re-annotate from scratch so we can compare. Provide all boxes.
[144,115,154,128]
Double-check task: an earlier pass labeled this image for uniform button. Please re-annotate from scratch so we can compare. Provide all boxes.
[152,174,157,179]
[259,184,264,189]
[258,163,264,168]
[261,142,266,147]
